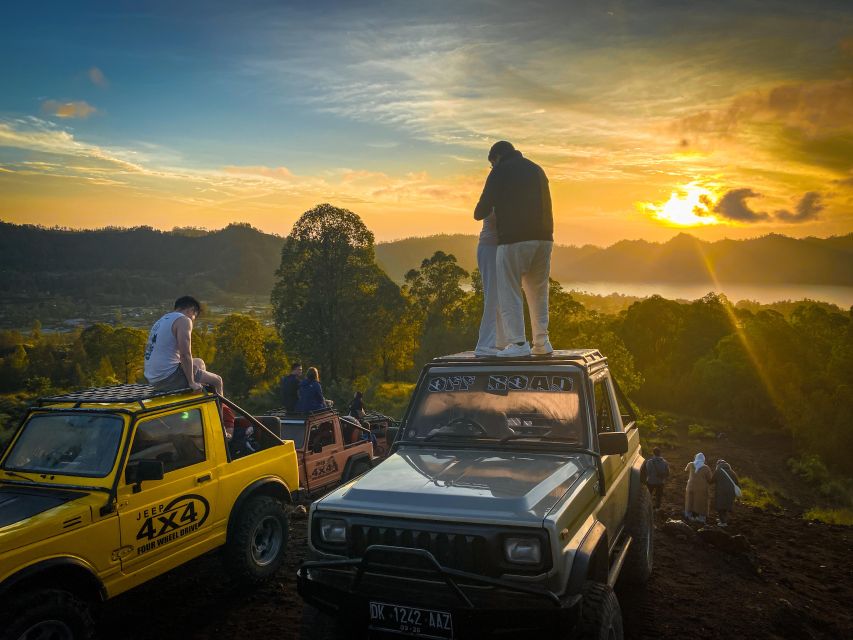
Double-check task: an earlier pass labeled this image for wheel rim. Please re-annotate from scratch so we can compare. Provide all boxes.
[17,620,74,640]
[251,515,283,566]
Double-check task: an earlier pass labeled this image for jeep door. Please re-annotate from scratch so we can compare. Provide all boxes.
[115,406,218,574]
[304,417,343,492]
[592,372,631,549]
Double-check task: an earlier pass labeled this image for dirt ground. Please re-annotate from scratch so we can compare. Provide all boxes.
[98,431,853,639]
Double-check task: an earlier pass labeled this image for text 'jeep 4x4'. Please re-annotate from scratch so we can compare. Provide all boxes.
[298,350,654,640]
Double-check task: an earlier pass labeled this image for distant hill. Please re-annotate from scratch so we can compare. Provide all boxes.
[0,222,284,304]
[0,222,850,310]
[376,232,853,286]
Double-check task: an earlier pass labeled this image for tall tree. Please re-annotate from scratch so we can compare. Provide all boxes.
[271,203,382,381]
[214,314,267,399]
[404,251,473,367]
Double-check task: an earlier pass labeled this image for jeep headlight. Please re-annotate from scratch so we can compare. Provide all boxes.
[503,537,542,565]
[318,518,347,544]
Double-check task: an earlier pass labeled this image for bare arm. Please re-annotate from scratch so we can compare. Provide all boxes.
[174,316,202,391]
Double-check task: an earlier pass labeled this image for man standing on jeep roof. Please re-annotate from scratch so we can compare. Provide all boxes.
[474,140,554,357]
[144,295,224,395]
[280,362,302,412]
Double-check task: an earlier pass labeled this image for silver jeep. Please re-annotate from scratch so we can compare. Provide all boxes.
[297,350,653,639]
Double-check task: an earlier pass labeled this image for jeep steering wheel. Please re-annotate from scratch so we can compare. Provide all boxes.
[445,416,488,434]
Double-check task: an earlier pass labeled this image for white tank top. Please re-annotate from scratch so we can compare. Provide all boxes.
[143,311,183,383]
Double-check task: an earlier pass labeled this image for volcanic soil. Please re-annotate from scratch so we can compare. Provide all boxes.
[99,430,853,639]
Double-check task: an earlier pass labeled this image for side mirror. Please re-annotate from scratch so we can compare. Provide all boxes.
[126,459,165,492]
[598,432,629,456]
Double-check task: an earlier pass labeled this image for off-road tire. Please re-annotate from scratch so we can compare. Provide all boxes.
[621,485,654,584]
[226,495,289,584]
[0,588,94,640]
[301,603,344,640]
[348,460,371,481]
[577,581,623,640]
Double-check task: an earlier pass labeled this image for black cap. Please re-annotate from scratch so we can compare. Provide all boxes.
[488,140,515,162]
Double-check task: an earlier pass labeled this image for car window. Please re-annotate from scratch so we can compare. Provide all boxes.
[3,413,123,478]
[130,409,205,474]
[593,378,617,433]
[307,421,335,451]
[405,370,585,445]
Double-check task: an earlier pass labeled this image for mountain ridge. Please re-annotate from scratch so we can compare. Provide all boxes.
[0,222,850,308]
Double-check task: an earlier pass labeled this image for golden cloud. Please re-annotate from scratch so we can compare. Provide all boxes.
[671,78,853,139]
[41,100,98,119]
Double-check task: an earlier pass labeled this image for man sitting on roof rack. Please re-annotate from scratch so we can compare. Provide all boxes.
[143,295,224,395]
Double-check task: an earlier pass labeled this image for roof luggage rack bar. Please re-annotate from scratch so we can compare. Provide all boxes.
[433,349,606,366]
[38,383,203,407]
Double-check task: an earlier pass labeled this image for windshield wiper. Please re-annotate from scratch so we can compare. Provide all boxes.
[497,433,587,446]
[1,469,36,482]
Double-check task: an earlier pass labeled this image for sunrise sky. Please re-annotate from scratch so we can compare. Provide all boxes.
[1,0,851,245]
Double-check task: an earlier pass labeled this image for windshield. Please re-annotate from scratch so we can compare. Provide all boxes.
[3,413,124,478]
[403,370,587,446]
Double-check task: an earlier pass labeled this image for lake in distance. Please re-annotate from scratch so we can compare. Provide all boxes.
[559,282,853,307]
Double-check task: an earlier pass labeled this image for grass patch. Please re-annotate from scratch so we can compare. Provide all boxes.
[638,412,679,452]
[739,476,781,511]
[687,423,716,440]
[803,508,853,526]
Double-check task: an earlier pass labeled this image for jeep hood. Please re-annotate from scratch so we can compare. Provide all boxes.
[320,447,591,525]
[0,485,96,554]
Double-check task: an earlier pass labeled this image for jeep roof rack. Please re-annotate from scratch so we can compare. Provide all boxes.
[433,349,607,367]
[38,383,200,409]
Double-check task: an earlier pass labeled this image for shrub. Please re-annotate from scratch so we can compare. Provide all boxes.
[370,382,415,419]
[787,454,830,485]
[687,423,716,439]
[739,477,781,511]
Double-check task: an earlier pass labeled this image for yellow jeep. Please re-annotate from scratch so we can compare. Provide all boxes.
[0,384,300,640]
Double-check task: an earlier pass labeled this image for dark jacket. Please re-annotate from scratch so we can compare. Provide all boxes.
[712,464,740,511]
[644,455,670,486]
[296,379,326,413]
[474,150,553,245]
[280,373,300,412]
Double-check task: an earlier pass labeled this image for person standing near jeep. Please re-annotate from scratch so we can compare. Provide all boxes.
[644,447,670,509]
[144,295,224,395]
[474,140,554,357]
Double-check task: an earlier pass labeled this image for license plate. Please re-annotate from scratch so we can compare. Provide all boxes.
[368,601,453,639]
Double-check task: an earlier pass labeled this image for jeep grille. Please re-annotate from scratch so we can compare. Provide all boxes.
[349,524,491,574]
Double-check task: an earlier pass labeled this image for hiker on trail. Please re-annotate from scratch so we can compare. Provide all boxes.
[684,452,712,524]
[143,296,223,395]
[711,459,741,527]
[280,362,303,412]
[296,366,327,413]
[474,140,553,357]
[644,447,670,509]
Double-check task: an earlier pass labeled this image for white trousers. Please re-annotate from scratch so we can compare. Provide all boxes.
[475,243,507,351]
[497,240,552,345]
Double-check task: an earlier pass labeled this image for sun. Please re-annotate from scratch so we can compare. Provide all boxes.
[643,182,720,227]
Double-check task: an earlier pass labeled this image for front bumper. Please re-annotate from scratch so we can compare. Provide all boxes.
[297,545,581,639]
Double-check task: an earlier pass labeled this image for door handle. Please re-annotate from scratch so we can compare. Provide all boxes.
[196,473,212,484]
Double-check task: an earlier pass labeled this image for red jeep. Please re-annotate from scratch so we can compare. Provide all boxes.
[258,408,387,497]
